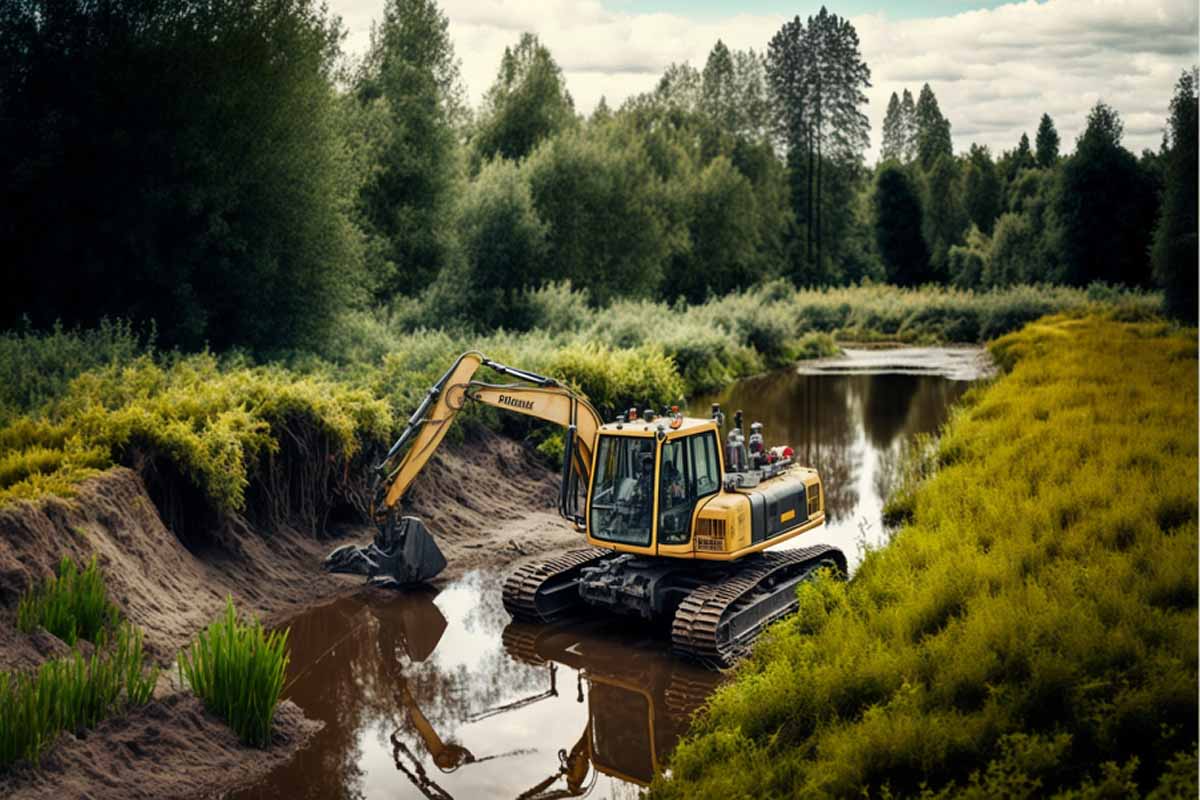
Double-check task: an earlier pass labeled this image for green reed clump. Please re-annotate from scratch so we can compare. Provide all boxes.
[0,623,159,769]
[178,598,290,747]
[17,556,120,646]
[655,315,1197,799]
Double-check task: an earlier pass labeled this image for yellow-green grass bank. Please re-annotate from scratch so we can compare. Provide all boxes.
[653,315,1197,799]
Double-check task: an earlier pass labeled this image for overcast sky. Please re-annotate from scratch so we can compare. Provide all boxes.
[330,0,1199,160]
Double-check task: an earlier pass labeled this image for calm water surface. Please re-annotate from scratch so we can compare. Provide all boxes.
[227,348,985,800]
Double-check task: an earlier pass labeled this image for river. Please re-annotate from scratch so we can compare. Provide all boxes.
[227,346,988,800]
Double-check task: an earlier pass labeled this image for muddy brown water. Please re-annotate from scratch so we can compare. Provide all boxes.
[226,347,986,800]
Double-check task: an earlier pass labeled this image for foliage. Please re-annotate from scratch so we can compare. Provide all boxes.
[17,557,121,647]
[1151,69,1198,324]
[874,164,930,286]
[922,154,968,276]
[0,623,158,769]
[1035,113,1060,168]
[525,126,671,304]
[178,598,289,747]
[472,33,575,167]
[0,0,361,353]
[655,315,1198,798]
[914,83,952,170]
[442,157,550,329]
[1048,102,1157,288]
[352,0,464,297]
[962,145,1002,236]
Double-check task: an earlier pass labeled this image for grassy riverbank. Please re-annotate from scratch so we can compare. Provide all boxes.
[0,284,1161,526]
[654,314,1197,798]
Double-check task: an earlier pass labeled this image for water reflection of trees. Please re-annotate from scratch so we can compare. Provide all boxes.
[694,370,972,525]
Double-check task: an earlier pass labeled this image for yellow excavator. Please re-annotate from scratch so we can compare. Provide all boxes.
[324,352,846,665]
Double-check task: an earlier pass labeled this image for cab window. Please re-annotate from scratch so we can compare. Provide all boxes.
[658,432,722,545]
[590,435,655,547]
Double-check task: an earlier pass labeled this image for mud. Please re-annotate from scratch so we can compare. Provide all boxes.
[0,426,567,799]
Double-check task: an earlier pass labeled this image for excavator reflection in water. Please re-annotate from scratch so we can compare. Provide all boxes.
[375,587,721,799]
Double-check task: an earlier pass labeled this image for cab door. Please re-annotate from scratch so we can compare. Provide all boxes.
[655,430,722,556]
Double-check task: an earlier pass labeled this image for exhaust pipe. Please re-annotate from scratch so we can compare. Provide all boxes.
[323,516,447,586]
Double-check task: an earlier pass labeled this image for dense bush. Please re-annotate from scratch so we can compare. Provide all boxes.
[178,598,289,747]
[655,315,1197,798]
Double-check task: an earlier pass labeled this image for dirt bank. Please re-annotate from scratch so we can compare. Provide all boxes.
[0,695,320,800]
[0,426,569,798]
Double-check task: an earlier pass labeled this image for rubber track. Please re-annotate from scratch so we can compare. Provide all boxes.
[670,544,844,667]
[502,548,610,623]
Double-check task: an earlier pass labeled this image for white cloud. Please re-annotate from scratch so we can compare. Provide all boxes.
[331,0,1199,159]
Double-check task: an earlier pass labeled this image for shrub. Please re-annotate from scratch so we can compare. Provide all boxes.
[0,623,158,769]
[17,556,120,646]
[178,598,290,747]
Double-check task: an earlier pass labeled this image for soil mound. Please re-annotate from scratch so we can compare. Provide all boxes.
[0,695,320,800]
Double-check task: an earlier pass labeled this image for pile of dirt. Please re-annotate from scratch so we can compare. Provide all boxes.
[0,695,320,800]
[0,425,568,798]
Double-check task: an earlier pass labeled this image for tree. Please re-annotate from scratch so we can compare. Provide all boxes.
[900,89,918,162]
[439,159,549,329]
[985,212,1039,286]
[922,154,968,275]
[666,156,760,303]
[963,144,1002,235]
[473,33,575,167]
[1035,113,1060,168]
[1151,69,1199,322]
[525,127,670,304]
[914,84,952,170]
[0,0,361,352]
[354,0,464,299]
[767,7,871,280]
[881,92,905,162]
[1048,102,1157,287]
[873,163,930,286]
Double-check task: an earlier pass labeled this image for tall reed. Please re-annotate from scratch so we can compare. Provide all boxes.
[178,598,290,747]
[0,623,159,769]
[16,556,120,645]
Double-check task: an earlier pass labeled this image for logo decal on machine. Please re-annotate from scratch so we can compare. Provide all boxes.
[499,394,536,410]
[780,509,796,523]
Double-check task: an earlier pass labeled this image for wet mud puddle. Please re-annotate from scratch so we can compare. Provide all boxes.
[228,347,985,800]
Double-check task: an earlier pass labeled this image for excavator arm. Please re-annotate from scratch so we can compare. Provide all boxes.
[323,352,603,585]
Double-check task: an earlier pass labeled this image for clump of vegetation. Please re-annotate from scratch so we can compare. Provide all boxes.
[655,315,1197,798]
[178,598,290,748]
[16,556,120,646]
[0,624,158,768]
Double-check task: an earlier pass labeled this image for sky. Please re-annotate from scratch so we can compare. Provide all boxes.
[329,0,1199,160]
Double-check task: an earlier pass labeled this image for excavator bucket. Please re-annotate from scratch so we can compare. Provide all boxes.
[323,516,447,586]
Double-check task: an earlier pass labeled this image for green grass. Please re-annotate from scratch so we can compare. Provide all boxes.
[653,314,1197,798]
[16,556,120,646]
[0,623,159,769]
[178,598,290,747]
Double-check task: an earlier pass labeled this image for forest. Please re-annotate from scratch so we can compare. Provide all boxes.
[1,0,1196,360]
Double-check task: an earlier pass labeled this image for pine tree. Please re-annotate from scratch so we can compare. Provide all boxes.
[963,144,1002,236]
[881,92,904,162]
[767,7,871,280]
[874,163,930,285]
[900,89,917,162]
[1035,113,1059,168]
[1152,69,1199,322]
[914,83,952,170]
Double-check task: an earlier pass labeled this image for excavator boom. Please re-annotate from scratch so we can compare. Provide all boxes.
[323,352,602,586]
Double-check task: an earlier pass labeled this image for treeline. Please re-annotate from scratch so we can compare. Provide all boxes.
[874,77,1197,317]
[1,0,1195,356]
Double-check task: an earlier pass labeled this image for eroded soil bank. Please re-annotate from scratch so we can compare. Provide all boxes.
[0,426,572,799]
